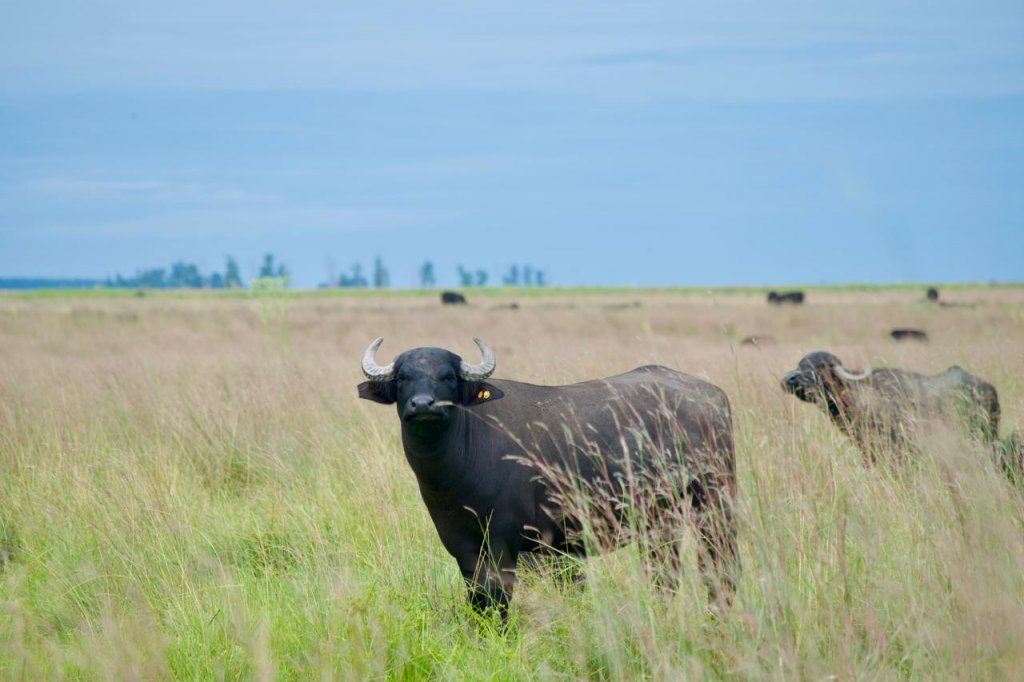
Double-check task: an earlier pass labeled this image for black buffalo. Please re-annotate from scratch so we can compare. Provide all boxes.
[358,338,738,616]
[767,290,805,305]
[926,287,940,302]
[441,291,467,305]
[781,351,1001,462]
[890,328,928,342]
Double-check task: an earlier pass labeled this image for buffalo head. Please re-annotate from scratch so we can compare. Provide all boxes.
[781,351,870,404]
[357,337,504,425]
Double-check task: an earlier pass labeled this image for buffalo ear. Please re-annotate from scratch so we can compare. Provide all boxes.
[461,381,505,406]
[357,381,396,405]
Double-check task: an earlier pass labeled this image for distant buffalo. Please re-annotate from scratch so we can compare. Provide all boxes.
[441,291,467,305]
[926,287,940,302]
[782,351,1001,463]
[767,290,805,305]
[890,329,928,342]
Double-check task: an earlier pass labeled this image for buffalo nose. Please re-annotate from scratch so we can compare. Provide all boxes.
[408,394,436,411]
[781,372,799,393]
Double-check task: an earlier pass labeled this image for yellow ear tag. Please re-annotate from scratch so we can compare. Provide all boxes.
[483,390,491,399]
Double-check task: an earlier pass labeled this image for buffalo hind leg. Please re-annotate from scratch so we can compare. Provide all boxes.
[689,478,738,609]
[643,480,738,606]
[519,551,587,590]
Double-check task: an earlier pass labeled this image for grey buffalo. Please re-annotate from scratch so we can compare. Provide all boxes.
[358,338,738,616]
[781,351,1001,462]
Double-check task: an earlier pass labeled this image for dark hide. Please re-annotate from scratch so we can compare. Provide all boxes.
[890,328,929,342]
[781,351,1001,463]
[767,290,805,305]
[441,291,467,305]
[359,346,738,616]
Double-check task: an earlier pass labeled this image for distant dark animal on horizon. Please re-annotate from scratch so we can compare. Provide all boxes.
[357,337,738,617]
[441,291,467,305]
[926,287,940,302]
[781,351,1002,465]
[890,329,929,342]
[767,290,805,305]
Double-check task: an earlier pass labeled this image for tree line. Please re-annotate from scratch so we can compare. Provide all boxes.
[330,260,547,289]
[2,255,548,290]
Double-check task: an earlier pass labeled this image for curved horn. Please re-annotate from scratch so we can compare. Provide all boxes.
[834,363,871,381]
[459,337,496,380]
[361,337,395,381]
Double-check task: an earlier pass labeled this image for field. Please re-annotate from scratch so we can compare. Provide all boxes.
[2,286,1024,680]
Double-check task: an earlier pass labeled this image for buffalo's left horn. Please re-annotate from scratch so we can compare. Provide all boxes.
[361,337,396,381]
[459,338,496,380]
[834,364,871,381]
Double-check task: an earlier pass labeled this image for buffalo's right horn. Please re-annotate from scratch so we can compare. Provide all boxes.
[361,337,395,381]
[459,338,496,380]
[834,364,871,381]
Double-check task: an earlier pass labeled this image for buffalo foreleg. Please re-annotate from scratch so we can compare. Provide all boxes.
[459,542,519,619]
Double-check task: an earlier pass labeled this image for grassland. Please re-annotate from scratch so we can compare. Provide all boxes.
[2,286,1024,679]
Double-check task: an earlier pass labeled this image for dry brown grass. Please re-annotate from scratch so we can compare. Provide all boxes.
[1,287,1023,679]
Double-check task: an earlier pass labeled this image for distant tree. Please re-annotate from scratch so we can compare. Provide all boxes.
[259,253,277,279]
[475,269,489,287]
[502,265,520,286]
[254,253,290,288]
[138,268,166,289]
[339,262,368,288]
[419,261,436,288]
[168,261,203,288]
[535,270,546,287]
[456,265,474,287]
[209,272,225,289]
[225,257,243,288]
[373,257,390,289]
[523,266,534,287]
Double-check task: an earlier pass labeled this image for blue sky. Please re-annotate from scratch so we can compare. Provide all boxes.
[2,1,1022,288]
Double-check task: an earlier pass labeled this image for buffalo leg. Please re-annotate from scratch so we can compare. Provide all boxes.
[519,551,587,589]
[459,544,519,618]
[690,478,738,607]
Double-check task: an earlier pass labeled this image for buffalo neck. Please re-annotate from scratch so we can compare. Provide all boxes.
[400,408,470,484]
[823,388,857,436]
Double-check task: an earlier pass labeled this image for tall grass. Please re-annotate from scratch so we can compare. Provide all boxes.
[1,289,1023,679]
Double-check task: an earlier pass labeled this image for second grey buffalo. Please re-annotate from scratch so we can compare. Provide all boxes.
[781,351,1000,462]
[358,338,738,617]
